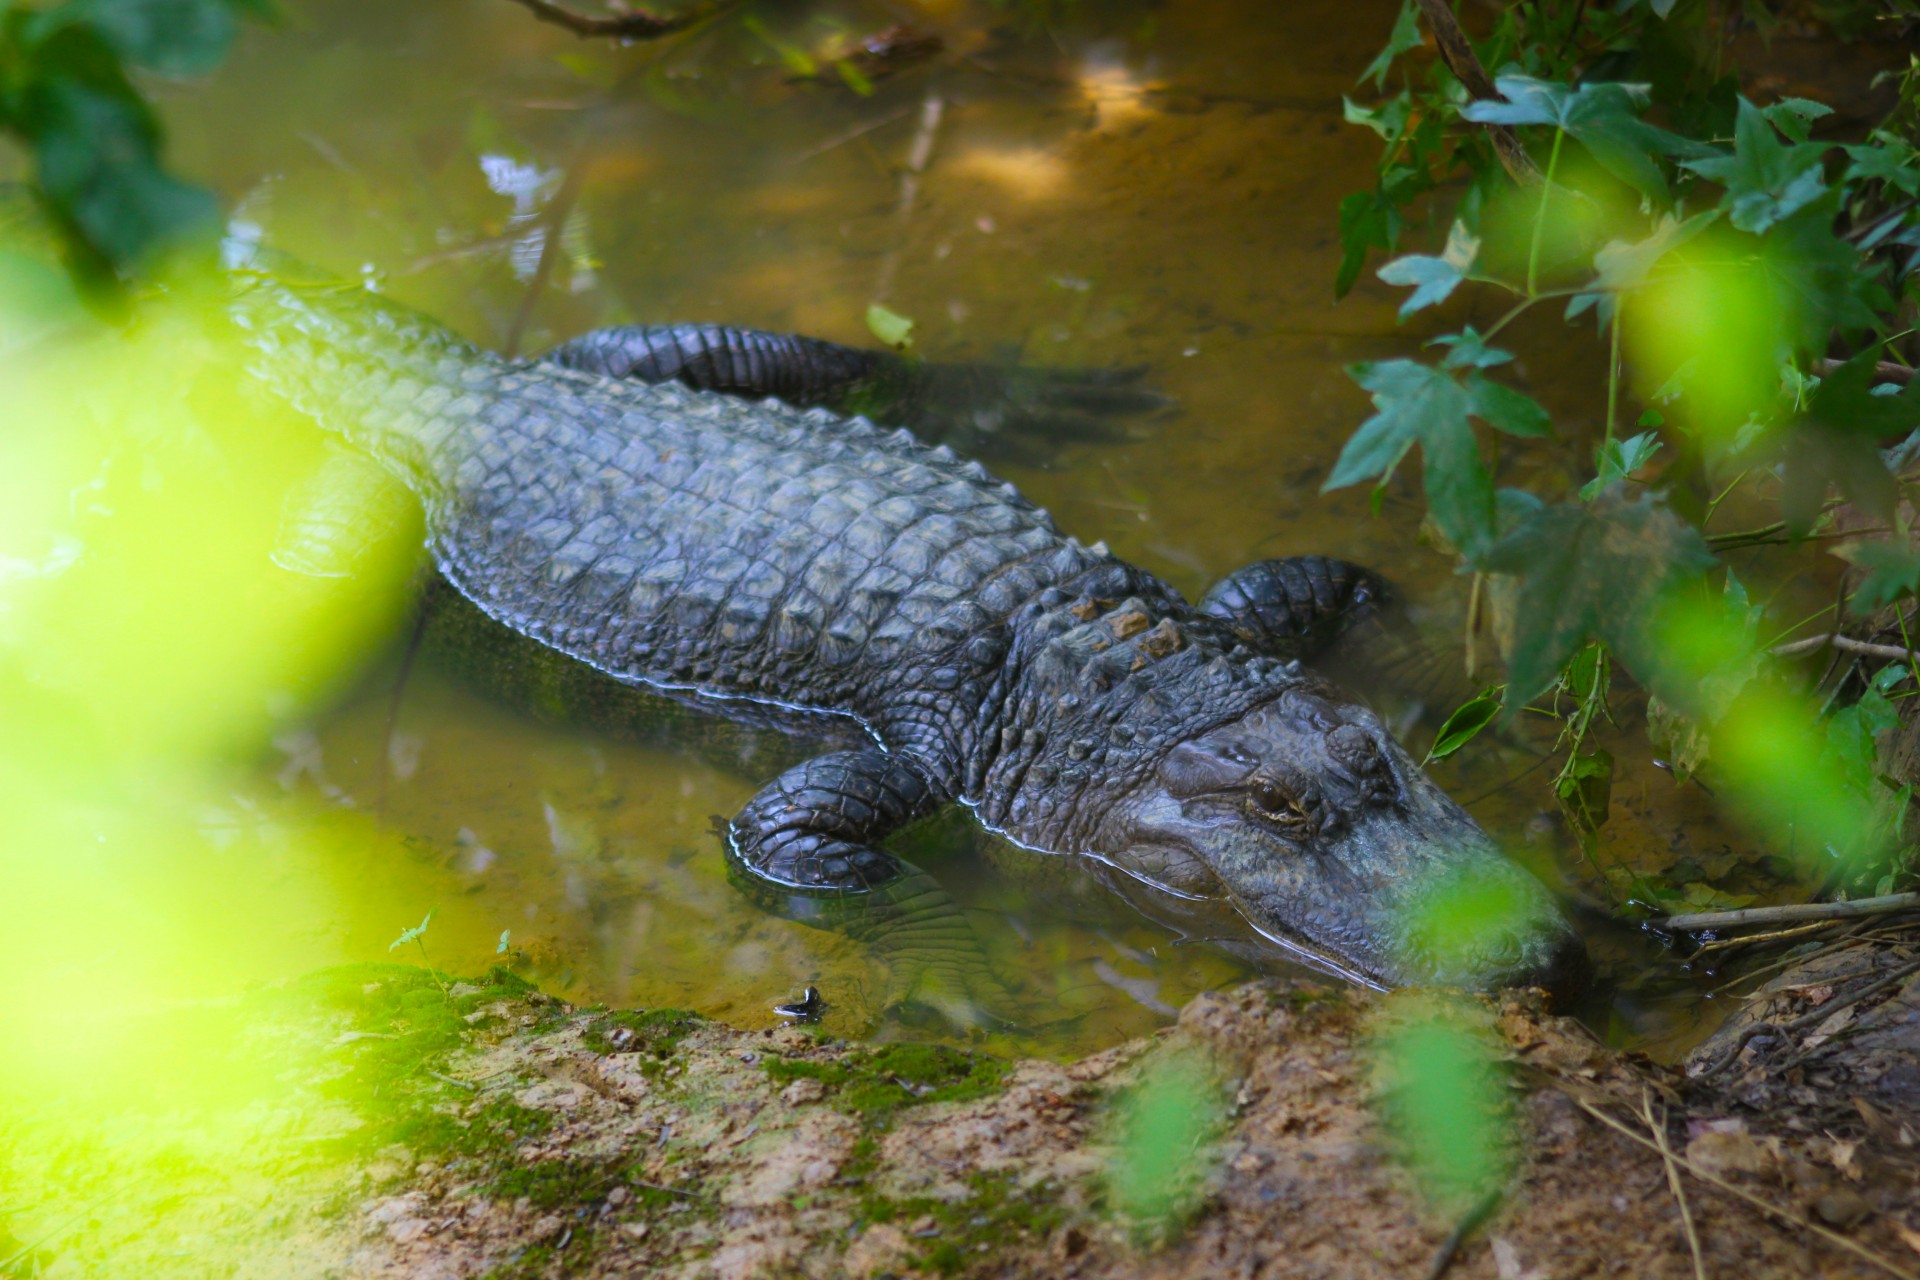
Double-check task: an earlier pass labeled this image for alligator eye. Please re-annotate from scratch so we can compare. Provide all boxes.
[1249,780,1310,828]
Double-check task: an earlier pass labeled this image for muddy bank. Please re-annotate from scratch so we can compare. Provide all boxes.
[5,958,1916,1280]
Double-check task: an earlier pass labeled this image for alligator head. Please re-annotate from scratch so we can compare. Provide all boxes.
[1084,682,1587,996]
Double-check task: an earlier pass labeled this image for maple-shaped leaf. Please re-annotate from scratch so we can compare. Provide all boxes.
[1358,0,1422,92]
[1682,97,1832,234]
[1326,341,1552,558]
[1835,541,1920,615]
[1843,131,1920,198]
[1778,351,1920,530]
[1376,222,1479,319]
[1462,75,1709,201]
[1479,492,1715,708]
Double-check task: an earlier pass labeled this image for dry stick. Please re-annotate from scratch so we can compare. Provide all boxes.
[1640,1088,1707,1280]
[505,0,704,39]
[1692,918,1843,955]
[1774,632,1920,664]
[1557,1087,1920,1280]
[1412,0,1540,185]
[1657,891,1920,933]
[1817,357,1916,386]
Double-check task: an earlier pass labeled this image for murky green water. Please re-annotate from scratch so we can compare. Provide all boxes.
[29,0,1765,1060]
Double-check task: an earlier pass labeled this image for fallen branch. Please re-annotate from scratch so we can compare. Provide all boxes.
[505,0,704,39]
[1773,632,1920,664]
[1656,891,1920,933]
[1412,0,1540,185]
[1557,1087,1920,1280]
[1817,357,1916,386]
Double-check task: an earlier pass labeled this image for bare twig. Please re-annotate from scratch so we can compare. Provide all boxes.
[1817,357,1916,386]
[505,0,704,39]
[1640,1088,1706,1280]
[1691,918,1845,955]
[1412,0,1540,185]
[1699,956,1920,1077]
[1558,1088,1920,1280]
[1657,891,1920,933]
[1773,632,1920,664]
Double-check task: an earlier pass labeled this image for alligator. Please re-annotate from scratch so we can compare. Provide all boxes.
[221,248,1587,998]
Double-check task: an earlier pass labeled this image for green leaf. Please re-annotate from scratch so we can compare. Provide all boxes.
[1359,0,1422,92]
[1835,541,1920,615]
[1425,690,1503,763]
[1343,92,1411,143]
[388,910,434,952]
[1760,98,1833,144]
[1461,75,1709,201]
[1326,360,1491,557]
[864,302,915,349]
[1842,132,1920,198]
[1779,350,1920,530]
[1377,221,1478,319]
[1337,188,1396,298]
[1464,375,1550,438]
[1554,748,1613,840]
[1479,492,1716,707]
[1682,97,1831,234]
[497,929,513,955]
[40,0,245,77]
[1579,431,1662,500]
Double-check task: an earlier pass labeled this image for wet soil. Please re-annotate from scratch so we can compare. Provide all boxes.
[5,961,1915,1280]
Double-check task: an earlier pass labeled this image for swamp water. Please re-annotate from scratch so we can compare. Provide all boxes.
[0,0,1788,1134]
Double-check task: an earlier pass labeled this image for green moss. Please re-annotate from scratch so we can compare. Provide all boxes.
[858,1172,1068,1275]
[490,1157,625,1209]
[763,1042,1007,1117]
[580,1008,701,1059]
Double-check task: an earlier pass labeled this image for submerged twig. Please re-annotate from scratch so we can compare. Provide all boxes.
[1657,891,1920,933]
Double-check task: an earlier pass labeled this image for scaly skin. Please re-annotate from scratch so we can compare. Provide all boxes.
[227,261,1584,994]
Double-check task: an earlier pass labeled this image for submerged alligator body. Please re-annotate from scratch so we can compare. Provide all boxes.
[229,259,1584,995]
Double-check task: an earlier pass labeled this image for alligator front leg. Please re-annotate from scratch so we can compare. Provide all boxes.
[539,322,1167,461]
[726,748,940,891]
[727,749,1027,1030]
[1197,555,1394,662]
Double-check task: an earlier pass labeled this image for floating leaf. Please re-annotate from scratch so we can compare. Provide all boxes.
[864,302,915,349]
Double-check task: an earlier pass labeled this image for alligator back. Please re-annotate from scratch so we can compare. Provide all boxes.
[231,274,1098,750]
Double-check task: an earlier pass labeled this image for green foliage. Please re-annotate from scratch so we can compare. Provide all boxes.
[1325,332,1549,558]
[1372,995,1510,1215]
[0,0,266,287]
[1331,0,1920,899]
[1104,1047,1227,1241]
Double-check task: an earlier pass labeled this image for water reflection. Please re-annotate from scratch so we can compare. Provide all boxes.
[36,0,1738,1058]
